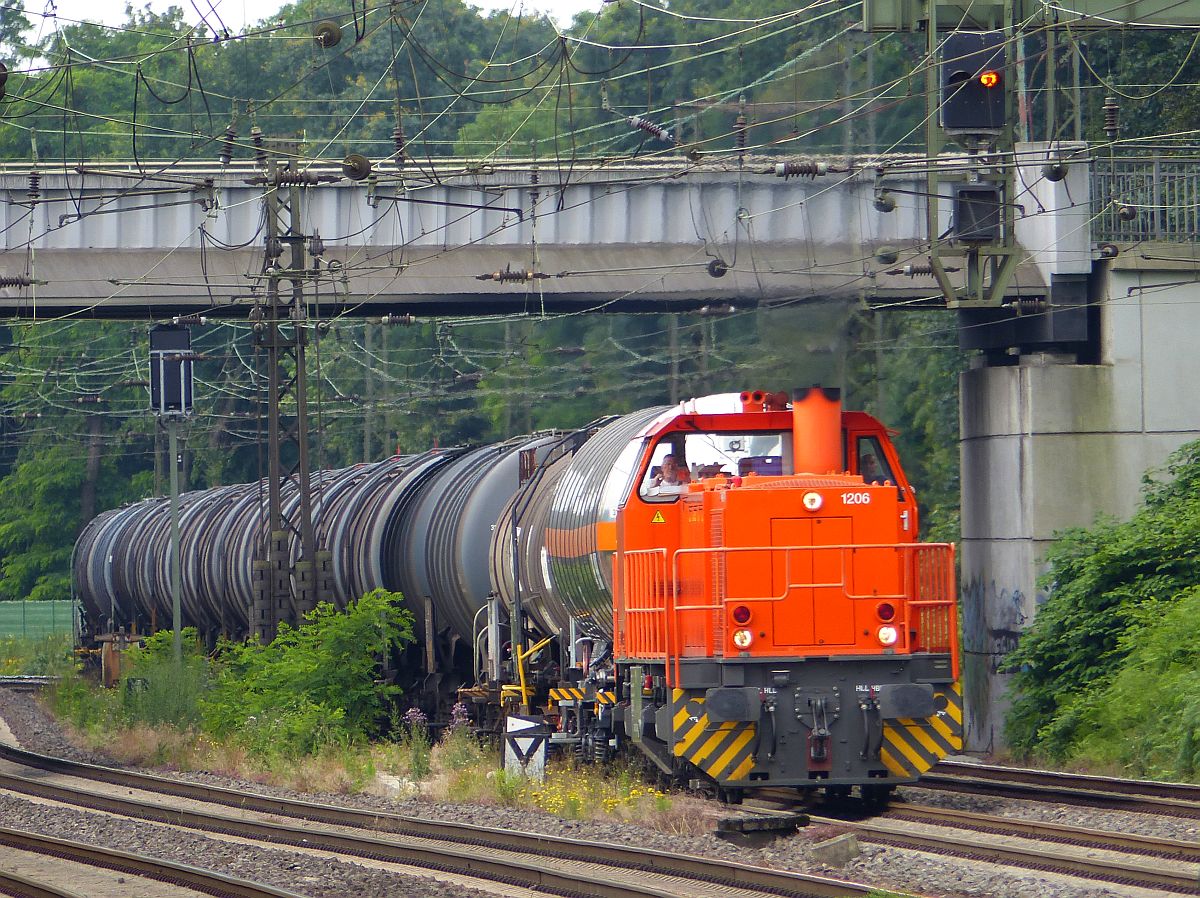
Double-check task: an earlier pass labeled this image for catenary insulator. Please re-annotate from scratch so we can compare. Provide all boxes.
[218,125,237,166]
[774,161,829,180]
[250,126,267,166]
[273,168,318,186]
[626,115,673,144]
[27,171,39,201]
[392,124,406,165]
[0,274,33,287]
[380,313,415,326]
[735,96,747,158]
[1103,96,1120,140]
[886,262,960,277]
[476,266,549,283]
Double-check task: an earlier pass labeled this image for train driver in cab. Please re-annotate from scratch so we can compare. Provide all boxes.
[642,451,691,497]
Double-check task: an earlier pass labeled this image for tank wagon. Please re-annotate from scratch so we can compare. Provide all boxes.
[74,387,961,800]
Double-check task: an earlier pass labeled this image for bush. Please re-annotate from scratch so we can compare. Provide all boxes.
[1058,586,1200,778]
[119,628,208,728]
[1004,440,1200,766]
[51,666,119,732]
[201,589,414,757]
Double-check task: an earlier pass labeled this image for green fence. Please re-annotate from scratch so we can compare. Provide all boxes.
[0,601,78,638]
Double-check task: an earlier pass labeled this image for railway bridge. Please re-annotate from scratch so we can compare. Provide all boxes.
[2,146,1198,751]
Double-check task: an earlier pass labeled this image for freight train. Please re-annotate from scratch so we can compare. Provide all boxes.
[73,387,962,801]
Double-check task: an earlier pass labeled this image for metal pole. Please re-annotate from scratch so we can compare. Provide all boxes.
[511,501,526,713]
[667,315,679,404]
[363,324,374,462]
[168,416,182,662]
[289,181,319,620]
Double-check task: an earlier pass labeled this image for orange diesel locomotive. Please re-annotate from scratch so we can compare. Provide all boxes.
[542,386,961,800]
[76,385,961,802]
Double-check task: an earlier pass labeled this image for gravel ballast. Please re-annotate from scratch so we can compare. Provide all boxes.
[0,688,1185,898]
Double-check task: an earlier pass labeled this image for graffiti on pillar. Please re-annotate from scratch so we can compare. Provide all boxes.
[961,576,1044,753]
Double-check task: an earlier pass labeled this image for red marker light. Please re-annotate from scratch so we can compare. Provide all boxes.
[979,70,1001,88]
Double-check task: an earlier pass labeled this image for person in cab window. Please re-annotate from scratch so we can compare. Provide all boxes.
[860,451,886,484]
[650,453,691,494]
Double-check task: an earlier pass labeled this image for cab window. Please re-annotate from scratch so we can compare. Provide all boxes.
[855,436,893,484]
[640,439,692,500]
[639,430,790,501]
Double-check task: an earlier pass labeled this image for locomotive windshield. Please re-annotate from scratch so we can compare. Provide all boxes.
[640,430,791,499]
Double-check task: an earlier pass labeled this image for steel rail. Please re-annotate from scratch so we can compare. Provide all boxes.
[921,762,1200,818]
[933,758,1200,801]
[808,813,1200,894]
[885,802,1200,862]
[0,747,886,898]
[0,868,86,898]
[0,677,57,693]
[0,826,309,898]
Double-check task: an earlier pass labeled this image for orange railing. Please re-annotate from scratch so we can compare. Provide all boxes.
[910,543,957,653]
[621,548,669,660]
[619,543,958,685]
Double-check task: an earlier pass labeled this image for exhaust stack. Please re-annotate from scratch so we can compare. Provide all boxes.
[791,386,842,474]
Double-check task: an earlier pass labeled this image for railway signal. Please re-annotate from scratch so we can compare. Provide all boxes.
[940,31,1006,135]
[149,323,195,663]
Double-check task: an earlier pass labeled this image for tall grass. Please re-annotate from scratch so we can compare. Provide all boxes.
[0,634,73,676]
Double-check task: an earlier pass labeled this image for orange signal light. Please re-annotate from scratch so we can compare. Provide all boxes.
[979,70,1001,89]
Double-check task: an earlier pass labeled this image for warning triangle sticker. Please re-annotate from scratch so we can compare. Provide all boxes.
[651,511,666,523]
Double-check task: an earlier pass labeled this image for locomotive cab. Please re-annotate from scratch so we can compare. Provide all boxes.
[601,387,962,799]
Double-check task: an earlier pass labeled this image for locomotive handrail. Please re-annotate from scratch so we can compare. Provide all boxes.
[621,548,669,662]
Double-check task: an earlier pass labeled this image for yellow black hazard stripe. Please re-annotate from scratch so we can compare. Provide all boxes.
[549,687,617,706]
[670,688,757,783]
[881,682,964,779]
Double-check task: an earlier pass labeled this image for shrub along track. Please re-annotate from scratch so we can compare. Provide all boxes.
[0,742,890,898]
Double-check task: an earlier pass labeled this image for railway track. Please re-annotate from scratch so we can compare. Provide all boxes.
[0,677,56,693]
[0,742,890,898]
[885,802,1200,863]
[0,866,82,898]
[925,759,1200,817]
[0,826,308,898]
[744,781,1200,893]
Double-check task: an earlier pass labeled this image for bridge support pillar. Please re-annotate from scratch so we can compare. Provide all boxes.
[960,266,1200,753]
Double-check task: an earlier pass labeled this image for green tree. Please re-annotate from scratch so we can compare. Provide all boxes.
[845,310,966,542]
[0,322,153,600]
[0,2,29,58]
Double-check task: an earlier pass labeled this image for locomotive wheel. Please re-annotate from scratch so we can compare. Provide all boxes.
[717,785,743,804]
[824,785,851,803]
[860,783,895,807]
